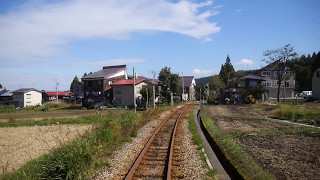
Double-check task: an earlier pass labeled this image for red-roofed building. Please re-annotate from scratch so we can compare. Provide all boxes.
[45,91,72,101]
[111,79,151,107]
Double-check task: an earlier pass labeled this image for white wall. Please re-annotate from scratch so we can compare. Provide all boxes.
[24,91,42,107]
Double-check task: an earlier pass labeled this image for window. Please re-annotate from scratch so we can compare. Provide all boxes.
[26,101,31,106]
[285,81,290,88]
[115,98,121,105]
[136,87,141,93]
[274,80,278,85]
[274,71,278,77]
[261,71,271,76]
[249,80,257,87]
[115,87,121,94]
[14,94,21,100]
[26,94,31,99]
[98,81,102,87]
[281,81,284,85]
[262,80,271,87]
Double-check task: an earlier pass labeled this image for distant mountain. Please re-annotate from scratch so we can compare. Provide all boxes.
[195,76,213,84]
[195,69,259,85]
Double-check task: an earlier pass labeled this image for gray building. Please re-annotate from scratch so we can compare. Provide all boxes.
[81,65,128,108]
[312,67,320,99]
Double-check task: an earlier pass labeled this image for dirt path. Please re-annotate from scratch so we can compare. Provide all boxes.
[207,105,270,117]
[0,124,94,175]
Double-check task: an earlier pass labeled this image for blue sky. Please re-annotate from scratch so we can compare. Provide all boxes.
[0,0,319,91]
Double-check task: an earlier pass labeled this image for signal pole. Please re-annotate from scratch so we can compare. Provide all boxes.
[152,70,156,108]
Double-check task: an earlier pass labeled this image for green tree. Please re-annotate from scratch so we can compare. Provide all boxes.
[70,76,80,92]
[140,85,153,106]
[208,75,225,100]
[219,55,235,84]
[288,51,320,92]
[263,44,297,101]
[83,72,88,77]
[158,67,180,102]
[170,73,180,96]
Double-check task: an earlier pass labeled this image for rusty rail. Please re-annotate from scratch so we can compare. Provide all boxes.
[124,105,190,180]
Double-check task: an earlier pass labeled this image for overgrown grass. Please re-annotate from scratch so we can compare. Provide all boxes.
[0,105,16,113]
[273,107,320,124]
[188,108,217,179]
[200,108,274,180]
[2,107,168,179]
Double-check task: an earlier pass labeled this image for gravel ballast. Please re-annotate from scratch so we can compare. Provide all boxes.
[92,106,210,179]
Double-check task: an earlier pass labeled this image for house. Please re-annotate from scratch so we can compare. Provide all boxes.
[242,74,264,88]
[312,67,320,99]
[0,88,7,95]
[45,91,73,101]
[256,62,295,99]
[12,88,42,108]
[111,79,153,107]
[73,82,84,99]
[81,65,128,108]
[180,76,196,101]
[0,90,13,105]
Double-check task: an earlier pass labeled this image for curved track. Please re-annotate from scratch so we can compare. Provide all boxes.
[124,105,190,180]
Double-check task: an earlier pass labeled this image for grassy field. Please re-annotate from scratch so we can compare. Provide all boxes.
[254,101,320,126]
[202,105,320,179]
[1,105,169,179]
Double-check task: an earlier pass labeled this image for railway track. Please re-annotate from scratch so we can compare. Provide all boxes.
[124,105,190,180]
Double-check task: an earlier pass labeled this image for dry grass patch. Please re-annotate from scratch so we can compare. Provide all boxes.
[0,124,94,175]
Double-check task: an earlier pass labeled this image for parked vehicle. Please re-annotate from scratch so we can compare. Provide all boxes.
[301,91,312,98]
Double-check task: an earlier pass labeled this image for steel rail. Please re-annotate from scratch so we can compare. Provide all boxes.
[166,105,190,180]
[124,105,189,180]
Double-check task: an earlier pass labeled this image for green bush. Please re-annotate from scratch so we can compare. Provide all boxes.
[0,105,16,113]
[38,141,93,179]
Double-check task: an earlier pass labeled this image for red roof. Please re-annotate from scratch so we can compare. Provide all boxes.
[46,91,72,96]
[111,79,145,86]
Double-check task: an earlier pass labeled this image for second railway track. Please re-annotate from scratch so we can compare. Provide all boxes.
[125,105,191,180]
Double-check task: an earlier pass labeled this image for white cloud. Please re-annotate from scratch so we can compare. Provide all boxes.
[235,59,254,65]
[213,5,223,9]
[0,0,221,66]
[235,9,242,13]
[75,58,146,67]
[192,68,213,76]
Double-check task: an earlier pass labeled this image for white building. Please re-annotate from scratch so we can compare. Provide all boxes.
[13,88,42,108]
[312,67,320,99]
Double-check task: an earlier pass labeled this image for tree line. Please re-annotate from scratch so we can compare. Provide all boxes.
[196,44,320,102]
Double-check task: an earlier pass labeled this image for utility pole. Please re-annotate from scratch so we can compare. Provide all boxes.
[146,90,148,109]
[55,81,59,102]
[152,70,156,108]
[133,67,136,113]
[182,72,184,102]
[158,86,161,108]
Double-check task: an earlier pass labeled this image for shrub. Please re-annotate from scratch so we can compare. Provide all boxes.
[0,105,16,113]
